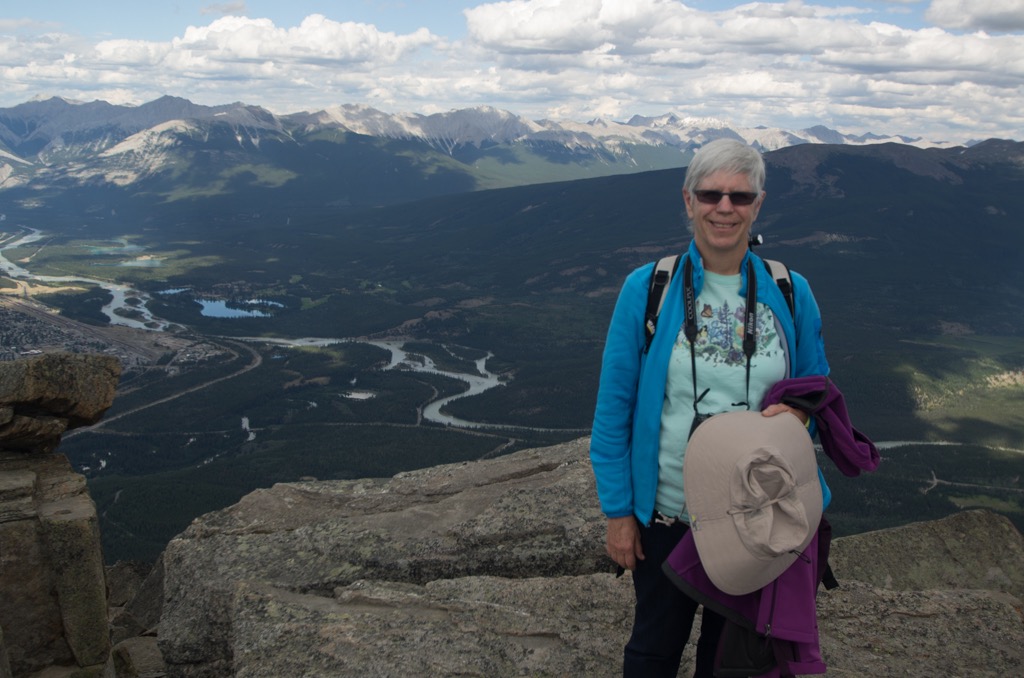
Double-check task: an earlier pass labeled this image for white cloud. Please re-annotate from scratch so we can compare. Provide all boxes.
[93,39,172,65]
[0,2,1021,143]
[926,0,1024,32]
[457,0,1023,139]
[172,15,438,65]
[465,0,620,53]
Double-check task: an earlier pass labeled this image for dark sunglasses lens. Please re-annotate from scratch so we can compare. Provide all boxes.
[694,190,723,204]
[694,190,757,206]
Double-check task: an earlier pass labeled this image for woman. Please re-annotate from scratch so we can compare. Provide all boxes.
[589,138,830,677]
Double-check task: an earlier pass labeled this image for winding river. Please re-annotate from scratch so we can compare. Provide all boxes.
[0,228,170,330]
[0,227,511,428]
[234,336,513,429]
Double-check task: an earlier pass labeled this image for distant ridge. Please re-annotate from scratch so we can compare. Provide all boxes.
[0,95,968,203]
[1,95,958,156]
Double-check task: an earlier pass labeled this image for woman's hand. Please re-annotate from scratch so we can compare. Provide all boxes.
[761,402,809,426]
[606,516,645,571]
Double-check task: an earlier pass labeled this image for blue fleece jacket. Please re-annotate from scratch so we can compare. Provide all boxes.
[590,241,830,524]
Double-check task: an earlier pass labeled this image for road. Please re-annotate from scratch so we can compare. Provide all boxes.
[65,339,263,437]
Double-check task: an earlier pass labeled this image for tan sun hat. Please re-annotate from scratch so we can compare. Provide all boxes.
[683,410,823,595]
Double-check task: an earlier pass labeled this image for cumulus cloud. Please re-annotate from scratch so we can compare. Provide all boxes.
[0,1,1021,143]
[172,15,437,65]
[925,0,1024,32]
[466,0,694,55]
[459,0,1023,140]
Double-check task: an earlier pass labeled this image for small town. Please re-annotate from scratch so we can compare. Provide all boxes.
[0,295,227,370]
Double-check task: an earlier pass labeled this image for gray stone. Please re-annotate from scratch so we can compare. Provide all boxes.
[0,353,121,676]
[39,495,111,667]
[108,636,165,678]
[123,557,164,634]
[816,581,1024,676]
[0,469,36,522]
[0,415,68,454]
[159,439,606,673]
[1,347,1016,678]
[111,559,163,646]
[829,509,1024,598]
[0,353,121,428]
[106,562,152,609]
[155,436,1024,678]
[229,575,634,678]
[0,512,75,674]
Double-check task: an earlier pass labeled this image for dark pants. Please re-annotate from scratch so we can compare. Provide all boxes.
[624,519,725,678]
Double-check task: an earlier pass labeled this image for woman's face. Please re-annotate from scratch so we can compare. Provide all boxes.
[683,170,764,270]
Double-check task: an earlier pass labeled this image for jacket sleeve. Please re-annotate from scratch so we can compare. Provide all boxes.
[589,265,651,519]
[789,270,830,379]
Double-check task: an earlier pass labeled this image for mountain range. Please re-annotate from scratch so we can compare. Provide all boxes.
[0,95,965,209]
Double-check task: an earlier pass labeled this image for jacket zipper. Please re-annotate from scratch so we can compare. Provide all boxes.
[765,578,779,639]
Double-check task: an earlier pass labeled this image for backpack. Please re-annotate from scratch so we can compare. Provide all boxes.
[643,253,795,353]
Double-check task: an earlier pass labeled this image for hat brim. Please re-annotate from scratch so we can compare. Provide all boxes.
[683,411,823,596]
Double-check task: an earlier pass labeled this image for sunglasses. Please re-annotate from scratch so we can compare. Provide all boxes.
[693,190,759,206]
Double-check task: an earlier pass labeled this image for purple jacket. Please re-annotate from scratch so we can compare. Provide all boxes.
[662,377,879,677]
[764,375,879,477]
[663,524,828,677]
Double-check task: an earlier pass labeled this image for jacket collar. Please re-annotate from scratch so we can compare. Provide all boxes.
[685,239,757,296]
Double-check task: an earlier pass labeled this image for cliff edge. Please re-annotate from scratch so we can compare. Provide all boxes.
[0,353,121,678]
[151,438,1024,678]
[1,354,1021,678]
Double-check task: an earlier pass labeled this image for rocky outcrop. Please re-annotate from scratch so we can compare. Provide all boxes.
[828,507,1024,597]
[0,353,121,678]
[154,437,1024,677]
[2,354,1021,677]
[158,438,608,676]
[0,351,121,453]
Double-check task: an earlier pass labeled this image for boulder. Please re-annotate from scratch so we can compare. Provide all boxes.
[108,636,164,678]
[0,454,107,675]
[828,508,1024,598]
[159,438,606,673]
[0,353,120,454]
[156,437,1024,677]
[0,353,120,426]
[0,353,121,677]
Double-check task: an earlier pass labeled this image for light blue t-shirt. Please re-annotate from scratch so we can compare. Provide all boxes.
[655,270,787,518]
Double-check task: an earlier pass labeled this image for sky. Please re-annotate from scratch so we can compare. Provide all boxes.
[1,0,1022,144]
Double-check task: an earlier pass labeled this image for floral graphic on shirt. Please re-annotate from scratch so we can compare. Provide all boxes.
[678,300,780,367]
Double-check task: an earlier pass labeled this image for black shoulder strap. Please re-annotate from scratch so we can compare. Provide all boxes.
[644,254,796,354]
[763,258,794,318]
[644,254,681,353]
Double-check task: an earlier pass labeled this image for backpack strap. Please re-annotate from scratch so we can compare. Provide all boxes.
[762,258,794,318]
[644,254,796,354]
[643,254,681,353]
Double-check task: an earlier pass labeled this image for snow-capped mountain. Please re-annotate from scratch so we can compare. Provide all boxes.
[0,96,961,204]
[303,104,944,154]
